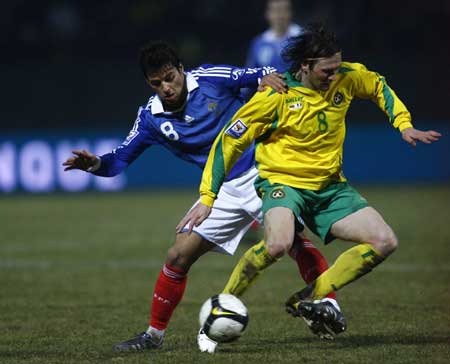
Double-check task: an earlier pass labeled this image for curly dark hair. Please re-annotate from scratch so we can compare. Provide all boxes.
[139,41,181,79]
[282,23,341,73]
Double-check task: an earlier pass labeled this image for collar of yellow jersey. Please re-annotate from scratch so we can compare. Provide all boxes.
[283,72,304,88]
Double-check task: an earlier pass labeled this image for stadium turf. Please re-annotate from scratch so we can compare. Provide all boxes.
[1,186,449,364]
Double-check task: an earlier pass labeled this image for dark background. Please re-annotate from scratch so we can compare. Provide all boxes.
[1,0,449,130]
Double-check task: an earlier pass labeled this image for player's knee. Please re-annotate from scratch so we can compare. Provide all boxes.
[166,245,192,271]
[384,232,398,255]
[166,246,181,266]
[372,228,398,256]
[266,240,291,259]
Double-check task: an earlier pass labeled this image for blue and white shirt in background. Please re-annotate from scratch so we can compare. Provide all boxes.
[247,24,303,72]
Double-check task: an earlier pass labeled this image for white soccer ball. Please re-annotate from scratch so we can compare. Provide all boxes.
[199,294,249,343]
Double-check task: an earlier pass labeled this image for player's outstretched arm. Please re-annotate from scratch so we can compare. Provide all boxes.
[176,202,212,234]
[401,127,441,147]
[62,149,99,171]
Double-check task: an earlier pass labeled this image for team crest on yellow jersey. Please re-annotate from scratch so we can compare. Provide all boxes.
[270,188,285,199]
[333,91,344,105]
[225,119,248,138]
[288,101,303,110]
[286,96,304,110]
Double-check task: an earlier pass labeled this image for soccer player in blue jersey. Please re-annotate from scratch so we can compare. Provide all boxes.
[247,0,302,72]
[63,41,343,352]
[242,0,302,102]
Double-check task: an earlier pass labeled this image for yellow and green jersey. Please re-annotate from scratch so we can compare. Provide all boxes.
[200,61,412,207]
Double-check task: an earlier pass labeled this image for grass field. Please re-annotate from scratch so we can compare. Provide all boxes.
[1,185,449,364]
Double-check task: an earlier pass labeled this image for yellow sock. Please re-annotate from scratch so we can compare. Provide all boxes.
[301,243,385,300]
[222,240,278,297]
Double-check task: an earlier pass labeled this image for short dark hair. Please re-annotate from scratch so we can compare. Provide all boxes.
[282,23,341,73]
[139,41,181,79]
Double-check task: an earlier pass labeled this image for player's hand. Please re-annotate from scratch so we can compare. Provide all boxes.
[62,149,99,171]
[401,127,441,147]
[258,73,288,93]
[176,202,212,234]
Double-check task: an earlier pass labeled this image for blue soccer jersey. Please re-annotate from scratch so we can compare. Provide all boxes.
[247,24,302,72]
[93,64,276,181]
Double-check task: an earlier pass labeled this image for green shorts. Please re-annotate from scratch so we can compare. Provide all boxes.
[255,179,369,244]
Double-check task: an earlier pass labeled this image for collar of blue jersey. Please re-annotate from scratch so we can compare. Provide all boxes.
[262,23,302,42]
[150,73,199,115]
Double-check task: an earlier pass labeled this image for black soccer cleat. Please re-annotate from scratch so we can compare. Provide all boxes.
[285,292,303,317]
[286,298,347,340]
[113,331,163,352]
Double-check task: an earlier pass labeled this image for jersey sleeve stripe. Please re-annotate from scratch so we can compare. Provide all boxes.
[210,138,226,195]
[191,73,233,78]
[191,70,231,75]
[196,69,231,73]
[191,70,231,74]
[197,66,232,71]
[121,107,142,146]
[378,76,395,123]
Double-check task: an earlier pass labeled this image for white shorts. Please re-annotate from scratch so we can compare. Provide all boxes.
[188,167,262,255]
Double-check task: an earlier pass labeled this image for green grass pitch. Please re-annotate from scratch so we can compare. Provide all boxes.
[1,185,449,364]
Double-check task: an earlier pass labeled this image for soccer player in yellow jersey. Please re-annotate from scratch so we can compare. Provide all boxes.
[177,24,441,334]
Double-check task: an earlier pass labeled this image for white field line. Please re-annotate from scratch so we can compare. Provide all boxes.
[0,259,449,272]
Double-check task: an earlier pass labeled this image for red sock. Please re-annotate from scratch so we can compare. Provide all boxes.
[289,237,337,300]
[149,264,187,330]
[250,220,260,231]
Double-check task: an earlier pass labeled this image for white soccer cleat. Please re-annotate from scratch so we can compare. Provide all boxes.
[197,329,218,353]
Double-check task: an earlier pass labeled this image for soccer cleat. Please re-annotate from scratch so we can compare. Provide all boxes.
[286,298,347,340]
[285,291,304,317]
[300,301,347,340]
[113,331,163,352]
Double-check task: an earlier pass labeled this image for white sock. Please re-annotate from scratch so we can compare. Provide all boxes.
[146,326,165,339]
[319,297,341,312]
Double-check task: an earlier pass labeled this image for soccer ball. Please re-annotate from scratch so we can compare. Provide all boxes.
[199,294,249,343]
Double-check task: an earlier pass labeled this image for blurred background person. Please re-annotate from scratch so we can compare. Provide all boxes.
[246,0,302,72]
